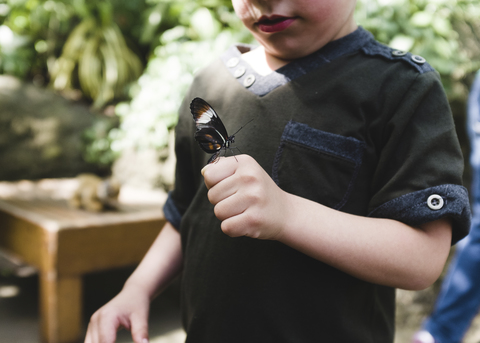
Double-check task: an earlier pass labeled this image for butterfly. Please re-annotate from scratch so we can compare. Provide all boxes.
[190,97,250,164]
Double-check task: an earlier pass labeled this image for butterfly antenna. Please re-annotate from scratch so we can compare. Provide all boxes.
[231,118,254,136]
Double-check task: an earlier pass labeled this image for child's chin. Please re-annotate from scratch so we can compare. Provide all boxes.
[261,38,319,60]
[268,46,311,61]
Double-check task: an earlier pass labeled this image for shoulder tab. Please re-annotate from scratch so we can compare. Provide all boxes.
[361,40,434,74]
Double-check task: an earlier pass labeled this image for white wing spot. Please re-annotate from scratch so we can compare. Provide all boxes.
[196,109,216,124]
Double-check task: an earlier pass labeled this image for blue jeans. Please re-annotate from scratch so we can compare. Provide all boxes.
[424,205,480,343]
[423,71,480,343]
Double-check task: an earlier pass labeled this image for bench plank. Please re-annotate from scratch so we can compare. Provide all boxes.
[0,179,166,343]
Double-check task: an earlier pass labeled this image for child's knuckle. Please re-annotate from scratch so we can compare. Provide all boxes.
[89,312,99,323]
[246,211,262,228]
[206,189,216,205]
[213,204,224,220]
[248,187,263,205]
[221,221,234,236]
[241,171,257,185]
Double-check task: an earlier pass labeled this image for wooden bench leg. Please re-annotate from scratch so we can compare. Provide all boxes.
[40,272,82,343]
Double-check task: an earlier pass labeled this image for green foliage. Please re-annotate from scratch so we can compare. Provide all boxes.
[86,2,252,164]
[356,0,480,99]
[89,0,480,165]
[50,17,143,108]
[0,0,67,78]
[2,0,480,167]
[0,0,147,93]
[82,116,119,166]
[48,1,146,108]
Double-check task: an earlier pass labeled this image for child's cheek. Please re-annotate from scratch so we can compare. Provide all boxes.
[231,0,259,25]
[307,0,355,24]
[231,0,248,19]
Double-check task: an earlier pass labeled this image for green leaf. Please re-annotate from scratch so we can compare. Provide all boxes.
[432,16,452,37]
[433,37,453,59]
[191,7,219,40]
[389,34,415,51]
[410,11,433,27]
[160,26,187,44]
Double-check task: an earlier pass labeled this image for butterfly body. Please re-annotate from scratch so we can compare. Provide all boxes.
[190,97,240,164]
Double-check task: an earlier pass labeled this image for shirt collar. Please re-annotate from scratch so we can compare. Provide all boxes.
[221,26,374,96]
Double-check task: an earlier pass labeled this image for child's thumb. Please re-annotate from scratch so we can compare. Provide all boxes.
[130,313,149,343]
[201,163,210,176]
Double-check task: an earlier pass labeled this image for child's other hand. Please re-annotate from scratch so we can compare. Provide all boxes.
[202,155,290,240]
[84,283,150,343]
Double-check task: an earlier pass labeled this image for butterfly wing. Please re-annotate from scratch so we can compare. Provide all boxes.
[190,98,228,136]
[190,97,230,154]
[194,125,225,153]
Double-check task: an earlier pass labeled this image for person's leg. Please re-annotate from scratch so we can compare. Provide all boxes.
[414,71,480,343]
[421,209,480,343]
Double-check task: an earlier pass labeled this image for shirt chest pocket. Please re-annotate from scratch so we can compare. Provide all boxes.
[272,121,366,210]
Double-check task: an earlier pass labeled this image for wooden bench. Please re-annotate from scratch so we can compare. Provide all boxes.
[0,179,166,343]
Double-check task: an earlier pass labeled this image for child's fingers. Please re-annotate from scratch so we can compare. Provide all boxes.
[84,317,116,343]
[84,329,94,343]
[97,316,119,343]
[221,213,253,238]
[206,167,241,205]
[86,305,124,343]
[212,188,247,221]
[202,156,238,189]
[130,312,149,343]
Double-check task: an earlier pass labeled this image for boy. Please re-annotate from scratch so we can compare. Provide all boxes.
[85,1,471,342]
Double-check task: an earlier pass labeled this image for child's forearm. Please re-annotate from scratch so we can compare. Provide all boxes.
[276,193,452,290]
[123,221,183,299]
[203,155,452,291]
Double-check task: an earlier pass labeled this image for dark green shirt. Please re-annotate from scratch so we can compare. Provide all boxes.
[164,27,470,343]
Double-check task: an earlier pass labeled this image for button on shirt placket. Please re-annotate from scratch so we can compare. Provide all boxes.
[243,74,255,88]
[234,66,246,79]
[226,57,239,68]
[226,57,256,88]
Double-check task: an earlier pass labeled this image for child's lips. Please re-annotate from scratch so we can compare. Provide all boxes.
[256,15,296,33]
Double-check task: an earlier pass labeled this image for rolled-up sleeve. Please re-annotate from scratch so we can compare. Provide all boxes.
[367,71,471,244]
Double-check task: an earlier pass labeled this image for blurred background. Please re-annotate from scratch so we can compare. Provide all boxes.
[0,0,479,342]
